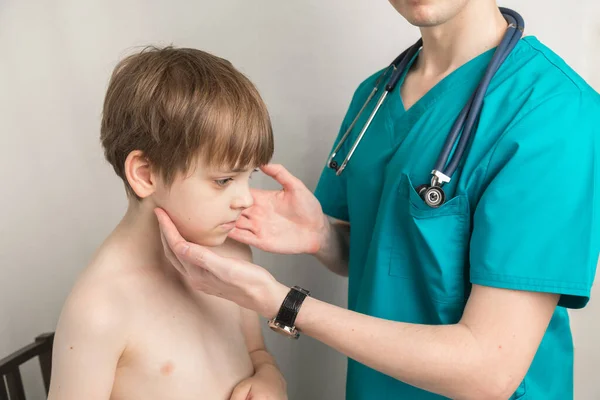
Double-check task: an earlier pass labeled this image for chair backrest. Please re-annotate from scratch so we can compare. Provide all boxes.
[0,333,54,400]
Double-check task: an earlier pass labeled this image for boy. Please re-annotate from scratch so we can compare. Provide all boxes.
[48,46,287,399]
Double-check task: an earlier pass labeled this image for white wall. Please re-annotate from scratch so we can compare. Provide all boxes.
[0,1,597,399]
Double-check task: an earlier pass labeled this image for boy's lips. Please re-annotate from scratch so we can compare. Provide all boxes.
[219,218,239,230]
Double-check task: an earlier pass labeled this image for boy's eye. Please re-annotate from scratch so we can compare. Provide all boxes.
[214,178,233,187]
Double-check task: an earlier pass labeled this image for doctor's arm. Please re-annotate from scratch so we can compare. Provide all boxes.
[314,217,350,277]
[293,284,559,400]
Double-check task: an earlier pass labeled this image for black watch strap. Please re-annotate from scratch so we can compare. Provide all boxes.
[274,286,310,327]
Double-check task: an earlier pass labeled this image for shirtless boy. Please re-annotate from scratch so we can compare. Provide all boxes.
[48,46,287,400]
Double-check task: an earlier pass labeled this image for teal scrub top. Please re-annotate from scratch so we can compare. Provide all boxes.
[314,36,600,400]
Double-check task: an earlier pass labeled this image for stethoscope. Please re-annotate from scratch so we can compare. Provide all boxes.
[327,7,524,208]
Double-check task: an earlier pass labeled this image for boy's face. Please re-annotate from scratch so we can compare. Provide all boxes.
[152,157,256,247]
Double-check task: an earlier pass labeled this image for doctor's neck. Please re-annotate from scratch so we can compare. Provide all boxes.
[414,1,508,77]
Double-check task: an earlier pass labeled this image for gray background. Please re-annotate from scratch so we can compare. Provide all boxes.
[1,1,599,398]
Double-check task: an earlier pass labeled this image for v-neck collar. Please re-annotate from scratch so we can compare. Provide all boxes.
[383,42,510,148]
[388,44,497,118]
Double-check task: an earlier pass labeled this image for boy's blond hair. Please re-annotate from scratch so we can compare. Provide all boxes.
[100,46,274,198]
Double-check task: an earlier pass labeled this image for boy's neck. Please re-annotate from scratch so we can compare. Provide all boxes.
[111,198,180,280]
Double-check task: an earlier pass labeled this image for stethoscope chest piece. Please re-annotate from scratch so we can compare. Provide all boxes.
[415,171,450,208]
[416,184,446,208]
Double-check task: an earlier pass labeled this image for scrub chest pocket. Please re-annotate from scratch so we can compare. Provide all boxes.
[390,174,471,304]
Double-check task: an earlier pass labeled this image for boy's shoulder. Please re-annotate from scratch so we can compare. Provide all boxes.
[57,237,253,336]
[56,250,138,338]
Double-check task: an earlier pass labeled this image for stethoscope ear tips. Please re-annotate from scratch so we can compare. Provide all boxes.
[416,184,446,208]
[328,160,339,171]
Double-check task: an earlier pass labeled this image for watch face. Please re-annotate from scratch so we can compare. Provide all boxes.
[268,320,299,339]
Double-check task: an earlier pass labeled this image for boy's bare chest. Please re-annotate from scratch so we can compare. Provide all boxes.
[111,288,253,399]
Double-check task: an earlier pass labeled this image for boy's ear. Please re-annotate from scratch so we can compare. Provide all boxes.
[124,150,156,198]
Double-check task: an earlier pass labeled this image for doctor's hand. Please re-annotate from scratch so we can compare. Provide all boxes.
[228,164,328,255]
[155,208,289,318]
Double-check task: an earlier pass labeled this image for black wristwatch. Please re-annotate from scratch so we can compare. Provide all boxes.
[267,286,310,339]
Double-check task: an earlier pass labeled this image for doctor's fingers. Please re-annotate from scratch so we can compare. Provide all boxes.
[160,230,188,277]
[154,207,232,281]
[228,227,261,249]
[186,266,216,291]
[249,188,270,201]
[154,208,191,256]
[245,189,275,214]
[260,164,304,192]
[154,208,208,277]
[177,241,233,281]
[235,215,255,232]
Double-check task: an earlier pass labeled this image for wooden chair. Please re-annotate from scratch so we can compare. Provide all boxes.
[0,333,54,400]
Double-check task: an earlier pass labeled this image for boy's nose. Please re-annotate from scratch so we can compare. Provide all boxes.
[232,187,254,210]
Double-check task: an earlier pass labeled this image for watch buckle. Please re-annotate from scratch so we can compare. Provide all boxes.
[268,319,300,339]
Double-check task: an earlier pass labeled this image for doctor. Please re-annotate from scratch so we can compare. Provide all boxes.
[155,0,600,399]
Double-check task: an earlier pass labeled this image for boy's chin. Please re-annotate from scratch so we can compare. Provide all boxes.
[184,231,229,248]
